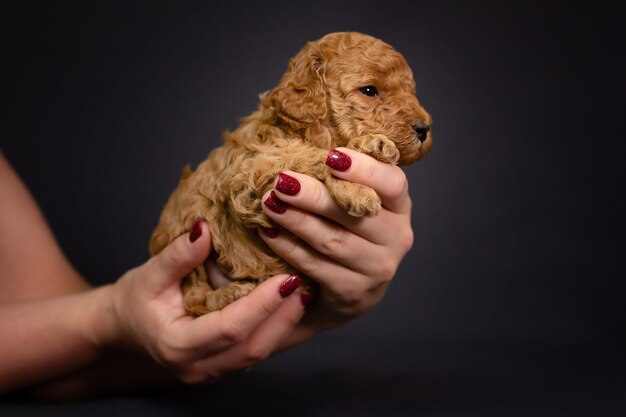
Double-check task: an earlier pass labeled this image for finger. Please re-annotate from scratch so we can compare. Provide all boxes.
[259,231,390,317]
[273,171,360,228]
[259,229,377,297]
[326,148,412,214]
[178,274,303,354]
[262,190,394,274]
[148,220,212,290]
[189,294,306,378]
[271,171,412,246]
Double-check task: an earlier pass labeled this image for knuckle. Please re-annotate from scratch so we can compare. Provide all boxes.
[333,284,366,307]
[145,255,159,271]
[219,320,248,345]
[375,258,398,283]
[245,343,273,363]
[283,245,320,276]
[159,240,186,270]
[311,180,328,208]
[319,227,347,255]
[388,169,409,199]
[279,239,311,270]
[400,228,415,254]
[325,290,369,318]
[363,159,379,184]
[157,345,186,368]
[169,241,185,261]
[258,299,275,317]
[154,334,195,368]
[343,290,365,307]
[295,256,319,277]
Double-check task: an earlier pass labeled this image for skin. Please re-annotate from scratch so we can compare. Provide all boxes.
[0,147,413,398]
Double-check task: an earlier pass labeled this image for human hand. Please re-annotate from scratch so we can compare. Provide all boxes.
[259,147,414,339]
[97,221,306,384]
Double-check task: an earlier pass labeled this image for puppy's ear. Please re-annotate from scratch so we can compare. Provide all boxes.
[271,42,326,129]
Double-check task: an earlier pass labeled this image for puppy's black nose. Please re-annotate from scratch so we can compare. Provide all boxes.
[412,121,430,143]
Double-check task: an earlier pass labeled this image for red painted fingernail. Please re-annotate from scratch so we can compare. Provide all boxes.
[279,274,302,298]
[259,226,280,238]
[300,292,314,306]
[263,191,288,214]
[189,219,203,242]
[276,173,301,196]
[326,149,352,171]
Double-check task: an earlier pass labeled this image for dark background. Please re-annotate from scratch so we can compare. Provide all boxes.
[2,1,625,415]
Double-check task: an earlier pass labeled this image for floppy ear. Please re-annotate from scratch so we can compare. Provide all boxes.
[270,42,327,129]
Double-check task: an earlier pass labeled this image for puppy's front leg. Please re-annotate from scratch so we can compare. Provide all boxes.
[182,264,257,315]
[324,174,381,217]
[328,180,381,217]
[347,133,400,164]
[323,134,398,217]
[201,281,258,313]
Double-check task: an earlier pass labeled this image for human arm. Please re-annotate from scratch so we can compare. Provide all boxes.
[0,150,104,391]
[0,153,303,397]
[0,151,89,302]
[0,218,306,394]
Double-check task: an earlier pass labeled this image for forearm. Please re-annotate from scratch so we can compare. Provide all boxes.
[0,152,90,302]
[0,286,110,393]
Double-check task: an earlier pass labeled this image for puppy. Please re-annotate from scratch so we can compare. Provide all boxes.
[150,32,432,316]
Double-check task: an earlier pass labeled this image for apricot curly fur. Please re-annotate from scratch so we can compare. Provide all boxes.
[150,32,432,315]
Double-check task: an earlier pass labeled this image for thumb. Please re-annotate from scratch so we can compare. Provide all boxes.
[149,219,212,289]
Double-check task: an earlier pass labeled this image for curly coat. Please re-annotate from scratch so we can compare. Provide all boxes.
[149,32,432,315]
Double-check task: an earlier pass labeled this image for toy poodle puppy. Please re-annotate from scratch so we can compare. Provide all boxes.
[150,32,432,315]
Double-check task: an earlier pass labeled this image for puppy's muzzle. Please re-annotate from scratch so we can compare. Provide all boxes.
[411,121,430,143]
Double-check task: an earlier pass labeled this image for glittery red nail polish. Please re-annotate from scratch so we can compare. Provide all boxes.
[263,191,288,214]
[189,219,203,242]
[276,173,301,196]
[325,149,352,171]
[279,275,302,297]
[260,226,280,238]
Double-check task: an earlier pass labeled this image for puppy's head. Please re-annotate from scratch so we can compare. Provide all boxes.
[271,32,432,164]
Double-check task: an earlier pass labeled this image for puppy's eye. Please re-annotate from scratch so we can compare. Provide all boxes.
[359,86,378,97]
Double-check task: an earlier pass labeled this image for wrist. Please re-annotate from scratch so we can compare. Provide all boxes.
[83,284,124,350]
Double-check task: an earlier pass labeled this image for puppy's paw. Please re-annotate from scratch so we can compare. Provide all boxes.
[203,281,258,313]
[328,179,381,217]
[343,185,381,217]
[347,134,400,164]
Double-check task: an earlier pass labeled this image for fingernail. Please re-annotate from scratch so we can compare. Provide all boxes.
[189,219,203,242]
[276,173,301,196]
[300,292,314,306]
[259,226,280,238]
[326,149,352,171]
[279,274,302,297]
[263,191,288,214]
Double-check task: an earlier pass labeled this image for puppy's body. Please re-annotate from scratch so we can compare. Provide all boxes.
[150,32,432,315]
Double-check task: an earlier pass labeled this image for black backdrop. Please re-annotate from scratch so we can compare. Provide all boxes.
[2,1,625,416]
